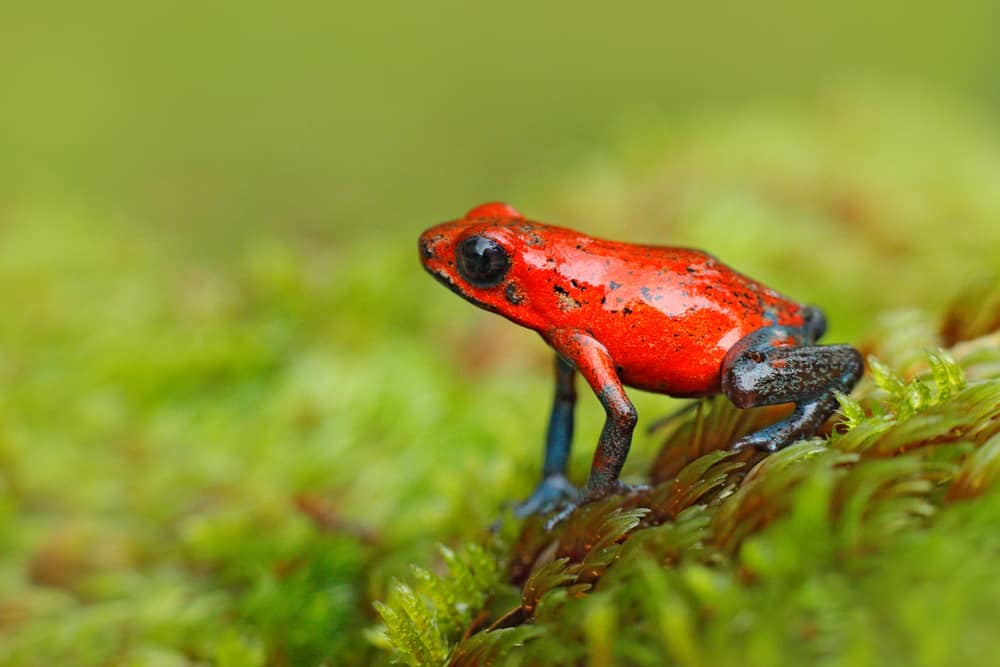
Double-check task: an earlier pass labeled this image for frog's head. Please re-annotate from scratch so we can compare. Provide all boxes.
[419,202,555,329]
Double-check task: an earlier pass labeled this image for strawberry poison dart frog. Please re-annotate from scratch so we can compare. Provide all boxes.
[419,203,863,520]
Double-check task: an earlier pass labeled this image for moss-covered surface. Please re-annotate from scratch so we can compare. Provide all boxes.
[375,320,1000,666]
[2,89,1000,665]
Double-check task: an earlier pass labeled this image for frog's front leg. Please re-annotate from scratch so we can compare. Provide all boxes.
[539,330,647,527]
[720,319,863,452]
[514,356,581,517]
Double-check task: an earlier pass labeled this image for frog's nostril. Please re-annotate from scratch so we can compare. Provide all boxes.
[419,238,434,261]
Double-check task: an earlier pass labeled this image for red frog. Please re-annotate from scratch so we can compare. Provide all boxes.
[419,203,862,522]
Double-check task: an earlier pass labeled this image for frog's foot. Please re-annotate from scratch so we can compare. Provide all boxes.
[600,480,653,499]
[731,427,783,453]
[730,392,850,453]
[542,480,651,530]
[513,474,581,518]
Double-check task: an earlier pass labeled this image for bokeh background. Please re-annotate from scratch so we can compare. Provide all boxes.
[2,2,999,664]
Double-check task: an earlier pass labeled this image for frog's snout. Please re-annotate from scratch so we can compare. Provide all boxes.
[420,222,463,266]
[419,235,434,262]
[418,229,448,267]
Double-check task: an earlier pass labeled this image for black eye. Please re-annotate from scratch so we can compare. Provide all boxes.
[456,236,510,287]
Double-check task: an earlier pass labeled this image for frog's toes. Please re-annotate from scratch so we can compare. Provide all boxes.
[579,480,651,504]
[543,481,652,530]
[513,474,581,518]
[731,431,781,452]
[612,481,653,496]
[543,502,579,531]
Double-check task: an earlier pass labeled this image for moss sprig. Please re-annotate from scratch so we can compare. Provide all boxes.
[371,544,500,666]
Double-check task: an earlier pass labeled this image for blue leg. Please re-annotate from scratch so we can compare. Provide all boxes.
[514,356,581,517]
[533,330,649,529]
[543,356,575,476]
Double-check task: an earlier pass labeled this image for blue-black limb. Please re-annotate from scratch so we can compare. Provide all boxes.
[542,331,647,529]
[518,331,648,526]
[542,330,639,498]
[514,355,580,517]
[543,356,577,477]
[720,312,863,452]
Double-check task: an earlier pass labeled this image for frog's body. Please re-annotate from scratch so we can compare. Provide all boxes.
[426,217,807,396]
[420,203,862,524]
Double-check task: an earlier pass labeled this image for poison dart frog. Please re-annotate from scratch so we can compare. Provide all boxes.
[419,203,863,523]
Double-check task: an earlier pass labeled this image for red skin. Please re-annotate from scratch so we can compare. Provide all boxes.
[419,202,806,398]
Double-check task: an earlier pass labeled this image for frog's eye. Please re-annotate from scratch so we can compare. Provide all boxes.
[456,236,510,287]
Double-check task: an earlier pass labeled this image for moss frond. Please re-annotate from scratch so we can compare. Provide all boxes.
[648,397,782,482]
[643,449,744,525]
[448,626,543,667]
[941,274,1000,345]
[947,432,1000,501]
[371,543,501,666]
[518,557,581,615]
[373,592,447,667]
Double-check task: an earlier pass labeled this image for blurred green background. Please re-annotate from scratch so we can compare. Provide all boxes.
[4,1,999,244]
[2,2,1000,665]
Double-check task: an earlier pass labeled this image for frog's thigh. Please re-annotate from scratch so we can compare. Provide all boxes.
[719,325,863,451]
[721,326,862,407]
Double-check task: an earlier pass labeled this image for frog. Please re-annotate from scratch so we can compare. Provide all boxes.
[419,202,863,523]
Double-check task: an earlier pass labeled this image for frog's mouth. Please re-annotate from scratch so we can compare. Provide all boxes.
[422,264,499,315]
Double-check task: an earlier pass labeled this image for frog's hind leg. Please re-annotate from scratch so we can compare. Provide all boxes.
[720,308,862,452]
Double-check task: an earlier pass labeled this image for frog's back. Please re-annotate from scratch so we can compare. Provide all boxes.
[534,232,807,396]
